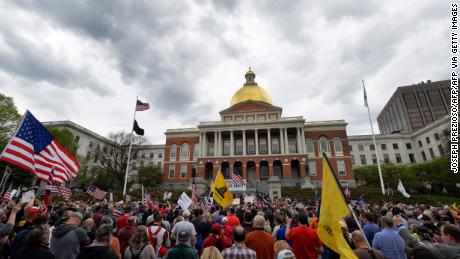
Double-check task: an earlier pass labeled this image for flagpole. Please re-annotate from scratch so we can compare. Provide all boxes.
[362,80,385,195]
[123,96,138,197]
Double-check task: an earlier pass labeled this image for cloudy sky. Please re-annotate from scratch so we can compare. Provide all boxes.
[0,0,450,144]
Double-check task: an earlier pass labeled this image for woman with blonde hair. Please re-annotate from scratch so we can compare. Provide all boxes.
[124,225,155,259]
[200,246,223,259]
[274,240,293,258]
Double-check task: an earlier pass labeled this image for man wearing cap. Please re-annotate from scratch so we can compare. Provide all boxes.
[372,216,407,259]
[227,207,240,229]
[171,210,197,247]
[50,210,90,259]
[116,216,136,256]
[201,223,232,252]
[166,231,199,259]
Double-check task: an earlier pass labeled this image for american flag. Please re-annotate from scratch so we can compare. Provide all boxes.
[51,185,72,201]
[136,100,150,111]
[191,178,198,206]
[112,209,122,218]
[0,111,79,184]
[203,197,212,212]
[144,193,154,208]
[3,184,12,202]
[87,184,106,200]
[232,167,245,186]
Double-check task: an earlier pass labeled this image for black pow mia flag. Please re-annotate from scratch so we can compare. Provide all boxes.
[133,120,145,136]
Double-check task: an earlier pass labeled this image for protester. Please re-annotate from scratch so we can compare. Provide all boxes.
[245,215,275,259]
[351,230,385,259]
[146,214,168,257]
[201,246,223,259]
[166,231,199,259]
[273,240,293,257]
[285,214,322,259]
[76,224,118,259]
[124,226,155,259]
[201,223,232,252]
[82,218,96,243]
[117,216,137,255]
[171,210,197,247]
[222,225,256,259]
[15,225,54,259]
[100,216,122,259]
[372,216,407,259]
[362,212,380,245]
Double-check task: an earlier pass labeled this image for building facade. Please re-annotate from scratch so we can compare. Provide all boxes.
[163,69,355,191]
[349,115,449,167]
[377,80,450,134]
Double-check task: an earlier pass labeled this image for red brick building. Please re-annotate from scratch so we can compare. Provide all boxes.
[163,69,355,190]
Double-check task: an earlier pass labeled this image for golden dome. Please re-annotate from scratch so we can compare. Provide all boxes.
[230,68,272,106]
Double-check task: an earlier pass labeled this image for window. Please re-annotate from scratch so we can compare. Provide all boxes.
[89,142,93,148]
[392,143,399,150]
[180,164,187,178]
[193,145,200,158]
[247,139,255,155]
[259,139,267,154]
[383,154,390,163]
[320,137,329,153]
[337,160,346,175]
[271,138,280,154]
[170,144,177,160]
[74,136,80,143]
[360,155,367,165]
[93,152,99,163]
[306,139,315,154]
[409,153,415,163]
[150,153,154,158]
[235,139,243,155]
[208,143,215,156]
[351,155,355,165]
[140,161,144,167]
[406,143,412,149]
[434,133,440,141]
[141,153,145,158]
[333,137,343,153]
[180,143,189,159]
[358,144,364,152]
[426,137,431,144]
[349,145,353,151]
[395,153,402,163]
[421,151,427,161]
[381,144,387,150]
[157,162,162,167]
[429,148,435,159]
[308,161,317,176]
[158,153,163,158]
[86,151,91,160]
[418,140,423,147]
[96,144,100,150]
[438,145,445,156]
[221,140,229,156]
[169,165,175,178]
[103,146,108,153]
[288,139,297,153]
[372,154,377,164]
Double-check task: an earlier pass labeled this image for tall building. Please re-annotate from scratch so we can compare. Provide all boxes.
[163,69,355,190]
[377,80,450,134]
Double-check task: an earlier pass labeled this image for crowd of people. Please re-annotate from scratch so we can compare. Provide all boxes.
[0,193,458,259]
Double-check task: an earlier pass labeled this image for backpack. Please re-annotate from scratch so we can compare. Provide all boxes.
[130,244,147,259]
[147,225,163,249]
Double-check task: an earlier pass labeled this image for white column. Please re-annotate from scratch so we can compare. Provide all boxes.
[243,130,246,156]
[203,132,207,156]
[255,129,259,155]
[284,128,289,154]
[279,128,284,154]
[214,132,218,157]
[198,133,202,157]
[218,131,222,156]
[230,130,234,156]
[267,129,272,155]
[296,128,302,154]
[300,127,306,153]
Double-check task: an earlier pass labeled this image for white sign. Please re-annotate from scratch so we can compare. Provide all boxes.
[21,190,34,204]
[109,193,113,202]
[244,196,255,204]
[225,179,247,192]
[177,192,192,210]
[232,198,240,205]
[10,189,17,198]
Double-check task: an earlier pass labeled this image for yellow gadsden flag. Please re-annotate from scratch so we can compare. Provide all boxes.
[211,170,233,208]
[318,154,357,259]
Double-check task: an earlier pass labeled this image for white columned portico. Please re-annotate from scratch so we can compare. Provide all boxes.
[230,130,234,156]
[255,129,259,155]
[214,131,218,156]
[242,130,246,155]
[284,128,289,154]
[279,128,285,154]
[267,129,272,155]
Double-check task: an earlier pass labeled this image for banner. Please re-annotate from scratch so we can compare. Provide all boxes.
[225,179,246,192]
[178,192,192,210]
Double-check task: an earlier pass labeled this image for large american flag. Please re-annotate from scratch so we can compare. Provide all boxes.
[0,111,79,184]
[51,185,72,201]
[87,184,107,200]
[232,167,245,186]
[136,100,150,111]
[144,193,154,208]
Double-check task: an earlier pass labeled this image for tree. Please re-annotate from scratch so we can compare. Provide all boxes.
[0,93,21,150]
[47,128,79,157]
[136,165,163,190]
[87,132,145,190]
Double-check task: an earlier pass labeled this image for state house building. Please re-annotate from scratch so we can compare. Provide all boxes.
[163,69,355,191]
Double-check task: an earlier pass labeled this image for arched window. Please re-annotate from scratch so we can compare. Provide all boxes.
[180,143,189,159]
[305,139,315,154]
[170,144,177,160]
[319,137,329,153]
[334,137,343,154]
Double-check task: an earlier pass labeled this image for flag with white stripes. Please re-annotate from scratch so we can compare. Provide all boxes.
[51,185,72,201]
[144,193,154,208]
[136,100,150,111]
[3,184,12,202]
[87,184,107,200]
[0,111,80,184]
[232,166,245,186]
